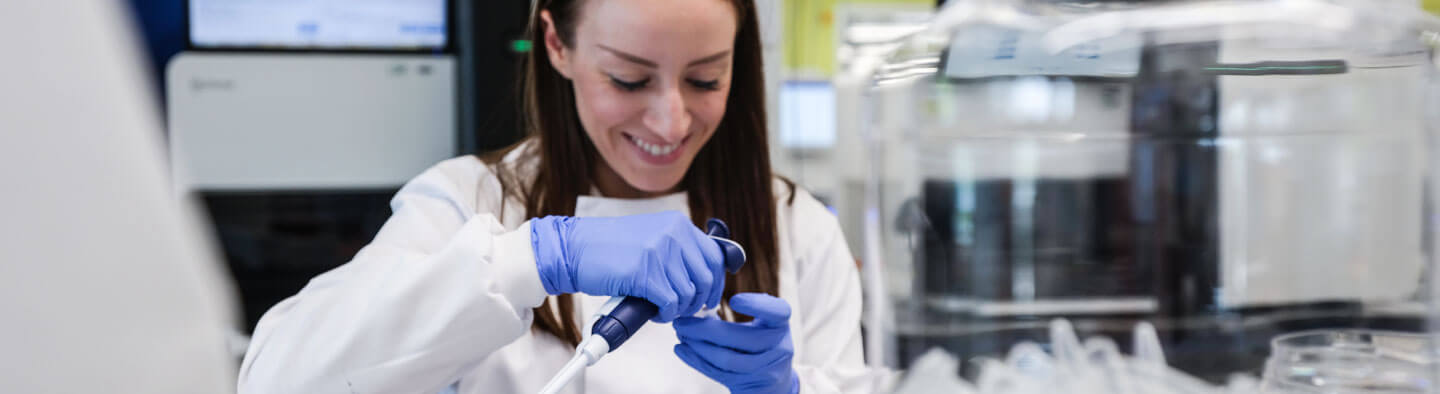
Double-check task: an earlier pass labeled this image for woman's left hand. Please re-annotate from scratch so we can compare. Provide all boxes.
[673,293,799,394]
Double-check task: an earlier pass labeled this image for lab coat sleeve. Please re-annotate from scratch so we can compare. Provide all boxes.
[237,159,549,394]
[789,194,878,393]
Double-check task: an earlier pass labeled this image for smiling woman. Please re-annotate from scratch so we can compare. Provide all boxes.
[235,0,872,393]
[505,0,788,350]
[522,0,758,195]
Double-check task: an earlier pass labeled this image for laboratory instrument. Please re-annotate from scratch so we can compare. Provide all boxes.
[860,0,1440,389]
[166,0,526,333]
[538,218,747,394]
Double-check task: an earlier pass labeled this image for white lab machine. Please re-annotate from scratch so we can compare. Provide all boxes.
[167,53,456,190]
[166,0,460,332]
[169,0,457,190]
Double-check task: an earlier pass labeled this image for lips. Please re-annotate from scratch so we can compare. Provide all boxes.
[623,133,686,165]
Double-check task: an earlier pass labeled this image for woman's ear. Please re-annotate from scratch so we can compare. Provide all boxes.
[540,10,573,79]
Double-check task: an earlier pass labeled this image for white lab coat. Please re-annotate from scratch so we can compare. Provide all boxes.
[238,144,872,394]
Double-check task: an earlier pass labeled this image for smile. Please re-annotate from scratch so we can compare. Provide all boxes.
[624,134,681,157]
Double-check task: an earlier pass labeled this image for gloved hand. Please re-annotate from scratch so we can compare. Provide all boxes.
[673,293,799,394]
[530,211,725,322]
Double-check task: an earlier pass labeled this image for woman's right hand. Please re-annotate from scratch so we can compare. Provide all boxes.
[529,211,726,322]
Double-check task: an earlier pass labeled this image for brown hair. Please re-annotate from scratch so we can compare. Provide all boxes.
[482,0,788,346]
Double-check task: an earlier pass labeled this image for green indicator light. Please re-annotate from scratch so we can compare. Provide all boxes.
[511,39,533,53]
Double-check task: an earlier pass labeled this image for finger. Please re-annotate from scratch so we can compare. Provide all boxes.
[674,343,743,382]
[647,275,680,322]
[677,236,713,314]
[661,242,698,318]
[679,334,793,374]
[696,232,726,310]
[729,293,790,327]
[673,316,787,353]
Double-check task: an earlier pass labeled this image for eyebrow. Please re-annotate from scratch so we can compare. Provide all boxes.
[597,44,732,68]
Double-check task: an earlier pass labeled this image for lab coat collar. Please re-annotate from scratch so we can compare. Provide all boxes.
[574,191,690,218]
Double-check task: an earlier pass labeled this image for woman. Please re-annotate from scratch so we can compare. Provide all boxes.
[237,0,867,393]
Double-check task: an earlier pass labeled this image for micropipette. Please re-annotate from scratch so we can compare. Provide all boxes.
[537,218,746,394]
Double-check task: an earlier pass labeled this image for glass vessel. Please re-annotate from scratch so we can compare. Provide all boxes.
[1262,330,1435,393]
[861,0,1440,390]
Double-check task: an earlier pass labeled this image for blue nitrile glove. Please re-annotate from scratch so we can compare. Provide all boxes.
[530,211,726,322]
[673,293,799,394]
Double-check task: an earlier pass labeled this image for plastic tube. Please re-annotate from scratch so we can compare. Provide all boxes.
[537,334,609,394]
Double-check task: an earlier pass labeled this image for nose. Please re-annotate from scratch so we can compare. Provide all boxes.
[642,84,691,143]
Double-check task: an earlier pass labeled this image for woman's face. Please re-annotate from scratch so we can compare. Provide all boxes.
[542,0,737,196]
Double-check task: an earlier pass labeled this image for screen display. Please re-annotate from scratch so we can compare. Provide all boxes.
[779,81,836,149]
[190,0,447,50]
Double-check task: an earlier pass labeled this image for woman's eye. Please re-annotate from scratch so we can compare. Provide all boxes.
[688,79,721,91]
[609,76,649,92]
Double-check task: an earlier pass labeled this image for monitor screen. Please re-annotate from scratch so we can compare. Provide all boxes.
[189,0,448,50]
[779,81,836,149]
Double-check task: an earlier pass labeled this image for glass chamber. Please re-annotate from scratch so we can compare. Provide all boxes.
[860,0,1440,391]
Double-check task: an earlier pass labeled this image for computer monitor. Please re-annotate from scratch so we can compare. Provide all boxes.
[779,80,837,149]
[188,0,449,50]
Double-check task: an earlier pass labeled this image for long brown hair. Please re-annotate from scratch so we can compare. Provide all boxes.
[482,0,787,347]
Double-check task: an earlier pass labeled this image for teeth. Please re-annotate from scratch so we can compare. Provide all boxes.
[629,135,678,156]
